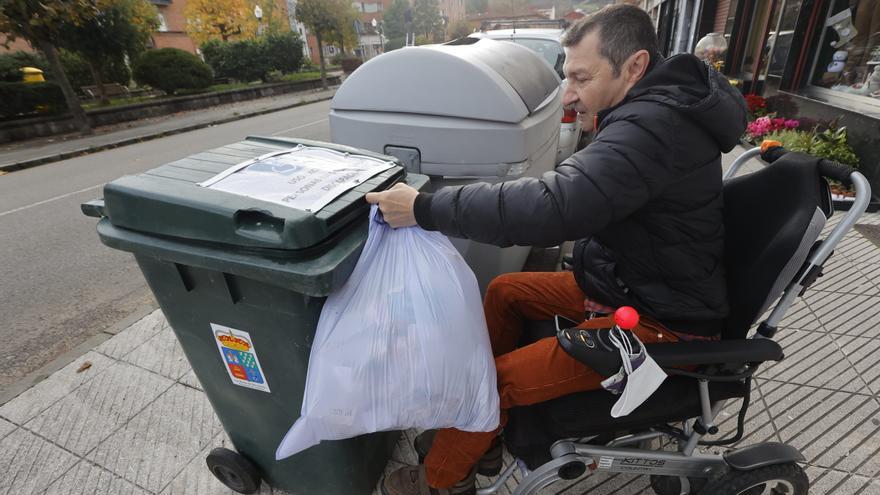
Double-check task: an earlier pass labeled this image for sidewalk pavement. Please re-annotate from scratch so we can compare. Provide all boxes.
[3,147,880,494]
[0,84,339,173]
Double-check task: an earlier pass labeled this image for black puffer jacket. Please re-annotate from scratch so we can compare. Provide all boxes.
[414,54,747,334]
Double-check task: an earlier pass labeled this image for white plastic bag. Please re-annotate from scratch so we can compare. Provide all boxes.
[276,206,500,460]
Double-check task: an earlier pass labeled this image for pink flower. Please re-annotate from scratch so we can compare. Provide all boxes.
[784,119,800,129]
[747,116,773,137]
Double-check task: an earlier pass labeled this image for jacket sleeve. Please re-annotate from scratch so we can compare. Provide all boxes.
[414,108,682,247]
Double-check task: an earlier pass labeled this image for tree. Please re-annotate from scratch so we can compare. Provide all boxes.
[487,0,528,16]
[297,0,356,89]
[449,19,472,39]
[465,0,488,14]
[384,0,408,40]
[184,0,252,45]
[59,0,158,105]
[0,0,98,134]
[413,0,440,38]
[328,4,358,56]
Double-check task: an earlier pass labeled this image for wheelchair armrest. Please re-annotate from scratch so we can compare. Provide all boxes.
[646,339,784,367]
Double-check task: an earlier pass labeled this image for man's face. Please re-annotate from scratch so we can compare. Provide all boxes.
[561,31,630,126]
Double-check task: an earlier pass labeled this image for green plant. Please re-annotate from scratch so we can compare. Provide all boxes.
[0,81,67,118]
[384,37,405,51]
[764,129,815,153]
[58,50,130,92]
[0,51,50,82]
[202,34,302,83]
[340,56,362,74]
[132,48,213,95]
[265,69,284,82]
[262,31,304,74]
[811,127,860,166]
[764,126,860,167]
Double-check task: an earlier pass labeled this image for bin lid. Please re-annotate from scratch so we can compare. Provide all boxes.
[331,39,561,124]
[101,137,405,255]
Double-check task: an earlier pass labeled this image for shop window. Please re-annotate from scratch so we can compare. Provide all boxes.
[764,0,803,78]
[721,0,740,42]
[811,0,880,100]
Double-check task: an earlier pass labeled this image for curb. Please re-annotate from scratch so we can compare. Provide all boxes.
[0,92,336,174]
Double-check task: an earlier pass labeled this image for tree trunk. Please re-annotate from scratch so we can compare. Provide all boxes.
[88,61,109,106]
[38,41,92,135]
[316,33,327,90]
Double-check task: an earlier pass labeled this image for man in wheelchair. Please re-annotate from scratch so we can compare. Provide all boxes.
[367,4,871,495]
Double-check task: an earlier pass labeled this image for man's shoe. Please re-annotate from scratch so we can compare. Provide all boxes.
[380,464,476,495]
[413,430,503,477]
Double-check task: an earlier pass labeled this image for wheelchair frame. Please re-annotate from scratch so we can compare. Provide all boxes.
[475,148,874,495]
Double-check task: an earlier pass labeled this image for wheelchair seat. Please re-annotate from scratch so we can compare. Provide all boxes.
[505,152,835,468]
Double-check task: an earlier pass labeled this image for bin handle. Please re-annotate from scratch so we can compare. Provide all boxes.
[81,199,107,218]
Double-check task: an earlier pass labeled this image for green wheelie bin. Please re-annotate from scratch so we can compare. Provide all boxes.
[82,136,430,494]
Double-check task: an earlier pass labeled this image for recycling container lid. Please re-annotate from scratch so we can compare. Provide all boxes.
[100,137,405,255]
[331,39,561,124]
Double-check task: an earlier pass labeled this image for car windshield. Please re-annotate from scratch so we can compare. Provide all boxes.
[511,38,565,77]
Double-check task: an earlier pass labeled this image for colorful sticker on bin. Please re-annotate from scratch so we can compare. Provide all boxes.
[211,323,271,393]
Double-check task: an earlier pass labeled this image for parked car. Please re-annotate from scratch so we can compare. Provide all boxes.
[466,28,583,165]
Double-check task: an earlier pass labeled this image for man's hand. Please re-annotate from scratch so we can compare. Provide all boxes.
[365,182,419,228]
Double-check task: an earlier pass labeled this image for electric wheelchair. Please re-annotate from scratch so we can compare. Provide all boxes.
[468,144,873,495]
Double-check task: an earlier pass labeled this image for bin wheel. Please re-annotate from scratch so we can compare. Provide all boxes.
[698,462,809,495]
[206,447,262,494]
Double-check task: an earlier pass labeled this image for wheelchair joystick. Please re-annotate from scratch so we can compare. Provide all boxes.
[613,306,639,330]
[555,307,644,377]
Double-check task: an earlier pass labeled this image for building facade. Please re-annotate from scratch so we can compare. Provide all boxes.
[642,0,880,194]
[150,0,199,53]
[714,0,879,194]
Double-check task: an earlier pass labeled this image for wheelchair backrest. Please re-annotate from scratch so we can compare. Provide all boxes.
[722,152,832,340]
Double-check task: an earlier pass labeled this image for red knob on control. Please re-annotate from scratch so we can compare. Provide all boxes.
[614,306,639,330]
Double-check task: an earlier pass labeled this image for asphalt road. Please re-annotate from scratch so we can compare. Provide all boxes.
[0,100,332,397]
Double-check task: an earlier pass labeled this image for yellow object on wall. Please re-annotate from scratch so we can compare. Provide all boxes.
[21,67,45,83]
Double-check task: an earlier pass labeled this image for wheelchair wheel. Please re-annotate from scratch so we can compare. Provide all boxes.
[699,462,809,495]
[650,475,705,495]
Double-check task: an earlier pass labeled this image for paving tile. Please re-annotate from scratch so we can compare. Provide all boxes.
[544,471,651,494]
[0,427,80,494]
[839,232,880,265]
[0,417,15,440]
[811,255,880,296]
[44,459,151,495]
[804,291,880,337]
[159,430,281,495]
[24,361,174,456]
[713,388,782,446]
[762,330,866,393]
[123,325,191,381]
[179,369,203,391]
[805,465,880,494]
[764,295,821,331]
[761,381,880,472]
[837,336,880,396]
[0,351,115,425]
[88,383,222,493]
[95,309,166,360]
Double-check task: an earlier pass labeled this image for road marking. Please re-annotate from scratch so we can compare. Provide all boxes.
[0,117,328,219]
[0,183,103,219]
[270,118,328,136]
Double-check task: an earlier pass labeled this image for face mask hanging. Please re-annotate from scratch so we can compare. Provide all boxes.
[601,327,667,418]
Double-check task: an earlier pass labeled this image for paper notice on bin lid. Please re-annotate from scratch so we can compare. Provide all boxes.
[198,145,396,212]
